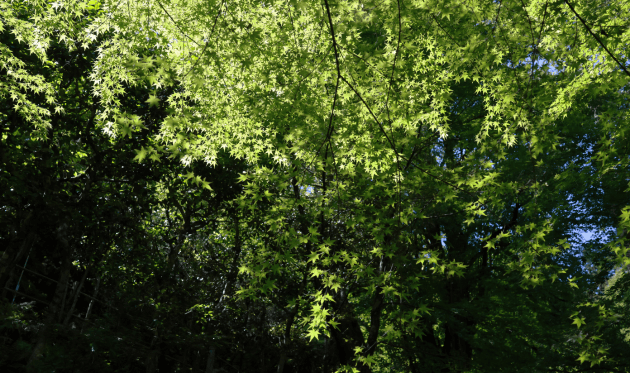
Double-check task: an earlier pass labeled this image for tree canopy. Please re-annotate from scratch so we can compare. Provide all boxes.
[1,0,630,372]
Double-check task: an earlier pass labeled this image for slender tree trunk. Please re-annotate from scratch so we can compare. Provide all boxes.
[2,262,19,300]
[81,275,100,333]
[182,316,194,372]
[277,352,288,373]
[63,266,89,327]
[205,344,215,373]
[277,308,296,373]
[259,306,267,373]
[219,213,241,307]
[146,347,160,373]
[27,254,72,371]
[402,334,419,373]
[357,289,384,373]
[365,290,385,353]
[146,307,160,373]
[58,279,70,323]
[323,337,329,373]
[0,229,36,298]
[192,349,202,373]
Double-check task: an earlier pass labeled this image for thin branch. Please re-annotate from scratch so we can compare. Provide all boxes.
[340,74,481,202]
[3,287,50,306]
[182,0,224,79]
[384,0,403,125]
[14,265,112,307]
[322,0,341,145]
[403,133,440,171]
[339,75,398,154]
[491,0,503,36]
[285,0,301,50]
[154,0,201,47]
[537,0,549,45]
[518,0,536,48]
[408,162,479,201]
[430,14,462,48]
[564,0,630,78]
[387,0,403,223]
[339,45,388,78]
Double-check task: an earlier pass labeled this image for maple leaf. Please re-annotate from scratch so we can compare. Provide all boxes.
[149,152,161,162]
[120,125,133,138]
[146,94,160,107]
[572,316,586,328]
[133,147,148,162]
[577,353,589,364]
[307,329,320,341]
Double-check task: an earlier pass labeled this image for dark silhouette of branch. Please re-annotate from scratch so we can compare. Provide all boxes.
[564,0,630,78]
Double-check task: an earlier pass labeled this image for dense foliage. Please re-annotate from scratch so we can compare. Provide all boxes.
[1,0,630,372]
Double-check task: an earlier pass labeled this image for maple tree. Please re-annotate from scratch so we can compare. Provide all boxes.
[1,0,630,372]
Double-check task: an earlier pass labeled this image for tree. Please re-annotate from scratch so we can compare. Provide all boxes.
[1,0,630,372]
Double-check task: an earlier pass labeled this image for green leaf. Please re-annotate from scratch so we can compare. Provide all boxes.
[134,147,148,162]
[572,316,586,329]
[146,94,160,107]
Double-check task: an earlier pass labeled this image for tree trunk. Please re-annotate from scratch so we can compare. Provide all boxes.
[81,275,100,333]
[192,349,202,373]
[146,347,160,373]
[277,351,288,373]
[63,266,89,327]
[278,307,296,373]
[181,316,194,372]
[330,316,364,368]
[58,278,70,323]
[205,344,216,373]
[0,229,36,298]
[26,254,72,371]
[359,289,385,373]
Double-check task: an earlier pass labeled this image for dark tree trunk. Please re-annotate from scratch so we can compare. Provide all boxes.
[146,347,160,373]
[192,349,202,373]
[278,307,297,373]
[277,351,288,373]
[330,316,364,369]
[26,253,72,371]
[63,266,89,326]
[205,344,216,373]
[0,228,36,298]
